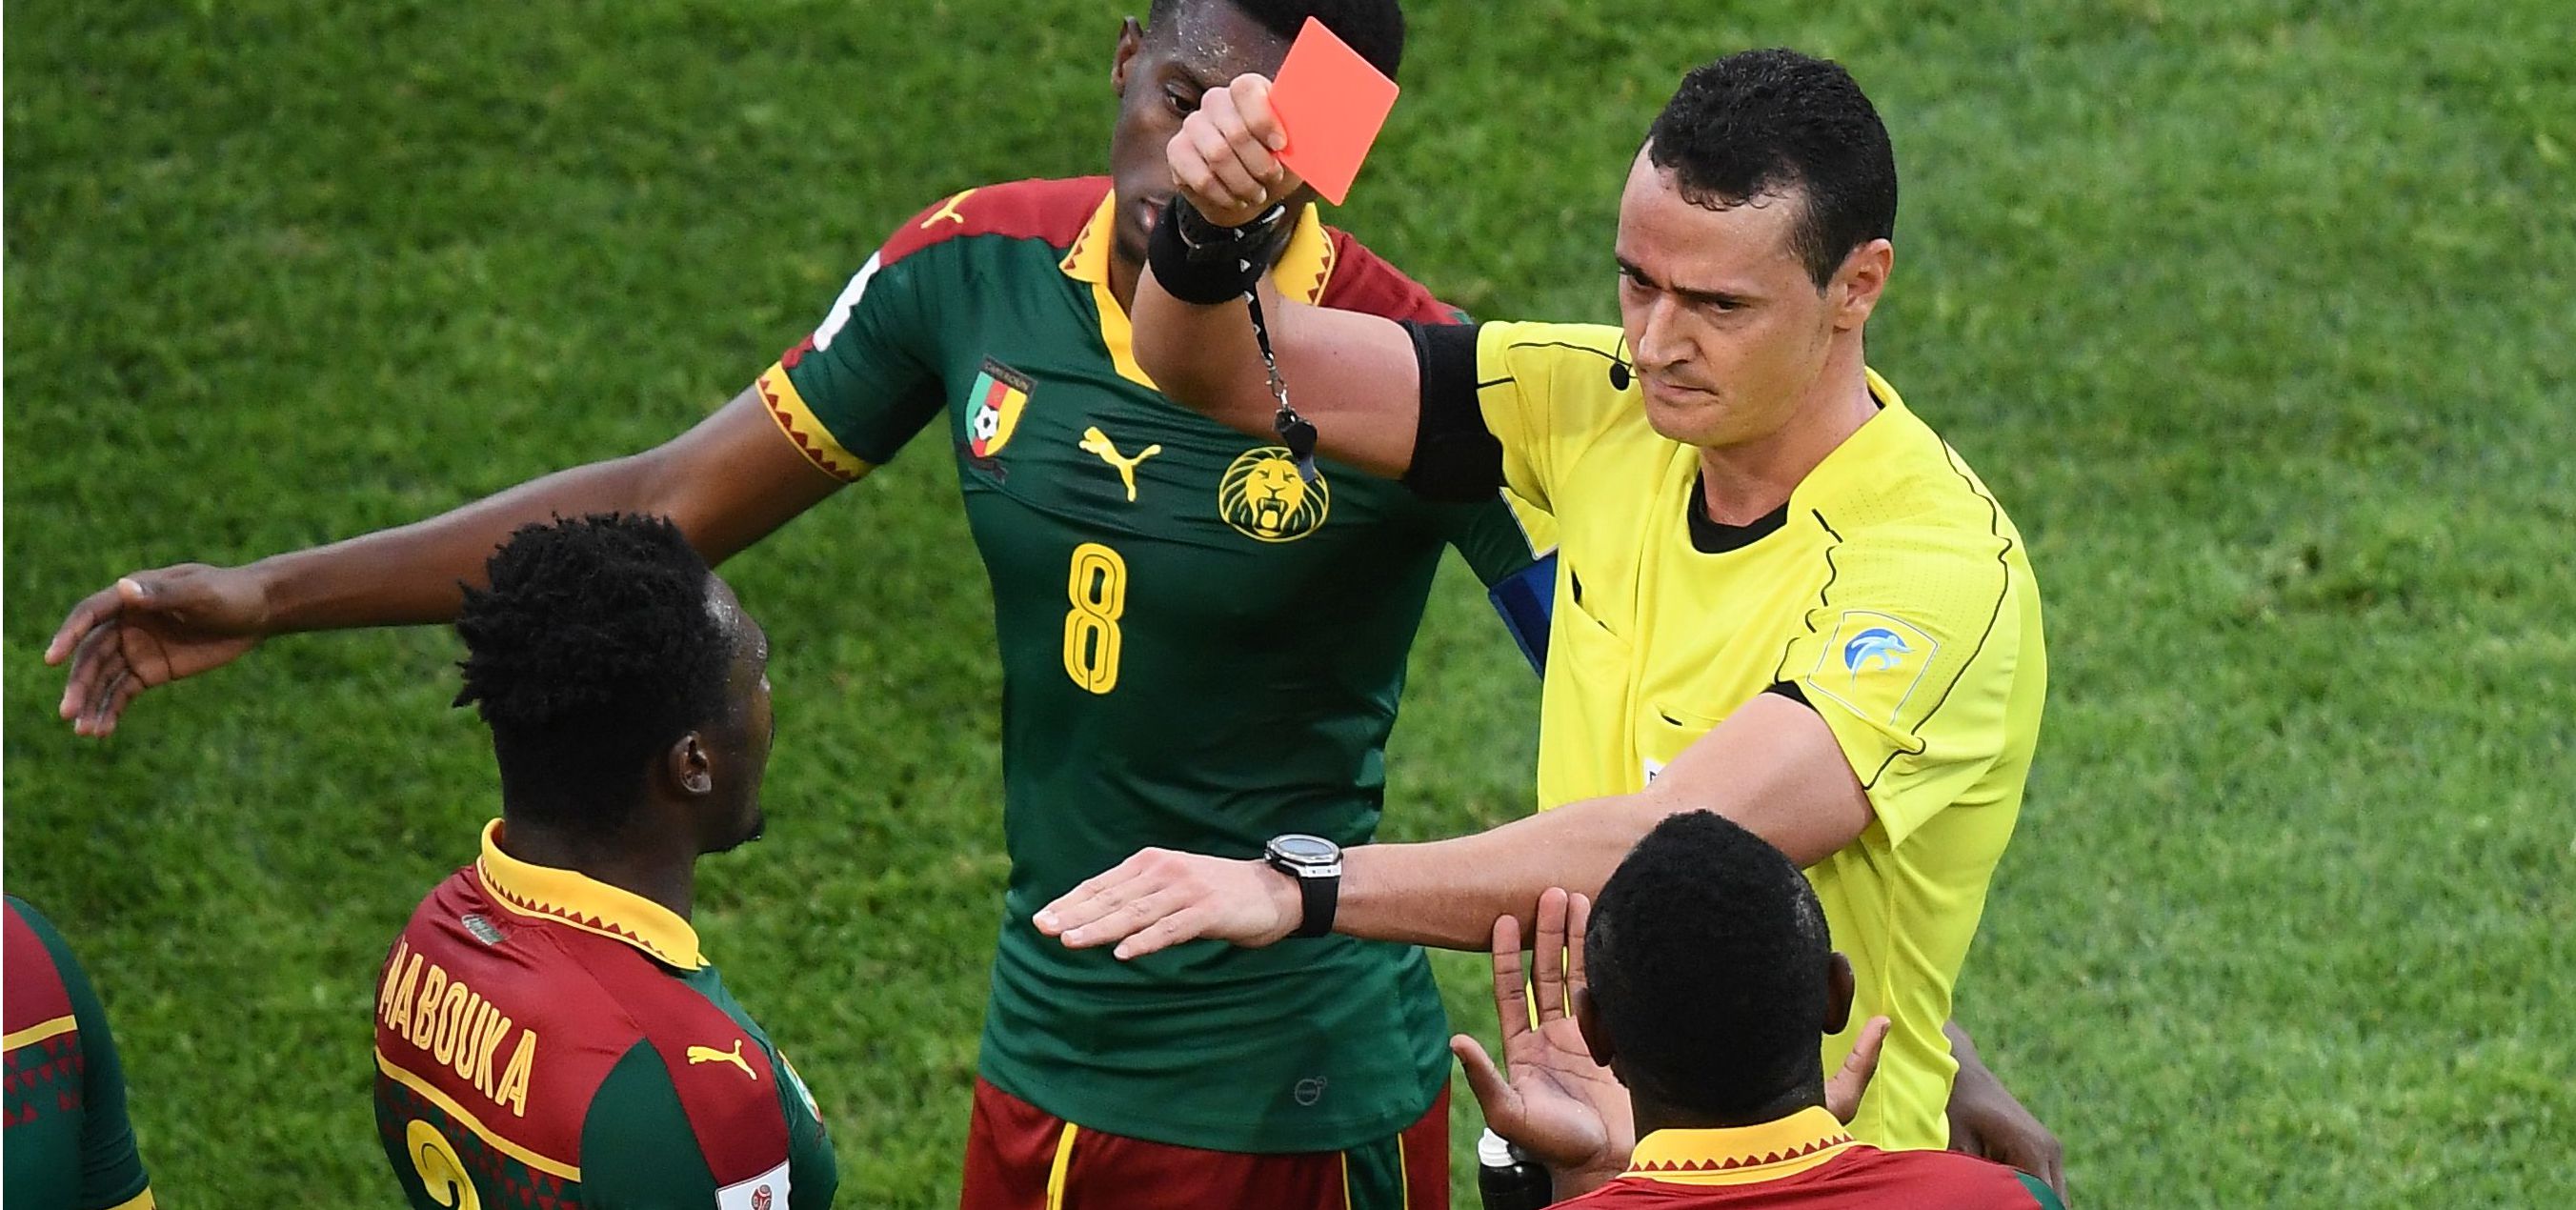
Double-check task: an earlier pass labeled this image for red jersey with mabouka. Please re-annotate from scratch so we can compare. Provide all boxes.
[372,823,835,1210]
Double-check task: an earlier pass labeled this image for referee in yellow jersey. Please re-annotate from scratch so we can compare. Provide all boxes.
[1036,48,2050,1164]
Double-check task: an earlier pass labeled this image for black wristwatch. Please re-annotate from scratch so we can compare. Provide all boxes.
[1262,834,1342,939]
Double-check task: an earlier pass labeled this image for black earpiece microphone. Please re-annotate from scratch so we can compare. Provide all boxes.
[1607,333,1634,391]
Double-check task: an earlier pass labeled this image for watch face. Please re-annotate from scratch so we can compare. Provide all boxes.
[1270,834,1338,866]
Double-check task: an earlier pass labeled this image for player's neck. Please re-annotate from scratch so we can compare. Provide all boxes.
[1109,250,1143,314]
[498,816,697,922]
[1694,351,1877,526]
[1630,1077,1829,1137]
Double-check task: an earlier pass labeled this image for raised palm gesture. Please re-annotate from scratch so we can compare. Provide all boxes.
[1449,888,1634,1185]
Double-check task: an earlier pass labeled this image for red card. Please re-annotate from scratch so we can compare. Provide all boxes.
[1267,17,1400,206]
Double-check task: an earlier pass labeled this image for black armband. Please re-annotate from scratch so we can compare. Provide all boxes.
[1399,320,1506,502]
[1145,197,1294,305]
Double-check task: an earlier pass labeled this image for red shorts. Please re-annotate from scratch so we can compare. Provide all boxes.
[957,1078,1448,1210]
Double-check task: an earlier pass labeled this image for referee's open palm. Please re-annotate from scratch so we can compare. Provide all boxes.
[1451,889,1633,1182]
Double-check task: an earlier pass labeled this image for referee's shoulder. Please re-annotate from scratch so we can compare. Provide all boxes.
[1840,401,2022,542]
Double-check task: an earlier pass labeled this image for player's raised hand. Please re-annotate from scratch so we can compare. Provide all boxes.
[1035,848,1301,959]
[1168,73,1303,228]
[46,565,272,737]
[1450,889,1633,1196]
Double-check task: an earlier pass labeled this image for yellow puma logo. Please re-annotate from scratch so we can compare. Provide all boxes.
[920,188,977,228]
[686,1039,756,1080]
[1079,427,1163,502]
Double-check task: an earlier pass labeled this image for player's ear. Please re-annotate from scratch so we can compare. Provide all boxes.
[669,733,714,797]
[1575,986,1617,1069]
[1829,238,1892,332]
[1823,952,1856,1035]
[1113,16,1145,95]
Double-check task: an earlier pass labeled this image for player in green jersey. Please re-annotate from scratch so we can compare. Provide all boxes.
[5,897,157,1210]
[375,514,835,1209]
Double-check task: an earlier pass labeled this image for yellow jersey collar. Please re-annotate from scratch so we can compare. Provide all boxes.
[1057,188,1338,390]
[1621,1106,1857,1185]
[474,820,707,971]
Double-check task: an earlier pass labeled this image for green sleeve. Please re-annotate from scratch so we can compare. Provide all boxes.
[778,243,950,468]
[15,903,151,1210]
[578,1043,721,1209]
[769,1050,838,1210]
[2016,1171,2066,1210]
[1437,491,1550,589]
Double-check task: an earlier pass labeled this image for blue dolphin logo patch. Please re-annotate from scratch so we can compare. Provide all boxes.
[1842,627,1913,675]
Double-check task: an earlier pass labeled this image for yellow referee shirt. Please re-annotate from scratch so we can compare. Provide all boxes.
[1461,320,2046,1150]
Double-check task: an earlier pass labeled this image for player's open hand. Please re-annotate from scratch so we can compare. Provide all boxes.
[1947,1045,2067,1200]
[1167,73,1304,229]
[1450,889,1633,1194]
[1035,848,1301,959]
[46,564,271,737]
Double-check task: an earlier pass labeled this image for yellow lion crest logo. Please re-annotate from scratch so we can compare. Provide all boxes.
[1218,448,1330,542]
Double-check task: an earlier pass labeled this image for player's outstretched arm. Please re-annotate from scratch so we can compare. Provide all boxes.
[1131,72,1423,478]
[1037,694,1872,956]
[46,389,841,736]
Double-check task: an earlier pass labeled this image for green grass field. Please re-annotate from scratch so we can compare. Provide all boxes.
[7,0,2571,1203]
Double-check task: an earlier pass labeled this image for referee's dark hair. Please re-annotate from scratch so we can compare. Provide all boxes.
[453,514,733,830]
[1148,0,1406,81]
[1645,49,1898,290]
[1585,810,1841,1119]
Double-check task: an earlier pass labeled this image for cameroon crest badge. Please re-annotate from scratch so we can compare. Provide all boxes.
[965,358,1033,458]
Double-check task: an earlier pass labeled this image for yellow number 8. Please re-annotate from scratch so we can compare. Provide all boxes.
[1062,542,1127,695]
[406,1119,482,1209]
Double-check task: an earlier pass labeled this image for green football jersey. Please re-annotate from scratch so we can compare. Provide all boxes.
[4,897,154,1210]
[373,824,836,1210]
[762,176,1547,1152]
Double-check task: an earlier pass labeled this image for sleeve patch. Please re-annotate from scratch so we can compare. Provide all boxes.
[715,1158,790,1210]
[1803,609,1940,729]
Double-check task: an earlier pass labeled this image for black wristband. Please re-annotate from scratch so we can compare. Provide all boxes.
[1291,871,1338,938]
[1145,196,1292,305]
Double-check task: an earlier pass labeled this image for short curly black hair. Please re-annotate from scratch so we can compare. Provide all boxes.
[1645,49,1897,289]
[453,514,731,828]
[1148,0,1406,81]
[1586,811,1835,1118]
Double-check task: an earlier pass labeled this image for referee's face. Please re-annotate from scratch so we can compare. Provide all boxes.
[1614,149,1877,451]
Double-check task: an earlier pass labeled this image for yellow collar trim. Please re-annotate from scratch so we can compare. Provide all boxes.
[474,820,706,970]
[1057,189,1337,391]
[1620,1107,1858,1187]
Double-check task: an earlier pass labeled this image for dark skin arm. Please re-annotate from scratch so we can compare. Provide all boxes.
[1946,1020,2068,1200]
[47,388,843,735]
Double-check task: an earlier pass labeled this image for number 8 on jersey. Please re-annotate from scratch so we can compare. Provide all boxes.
[1062,543,1127,695]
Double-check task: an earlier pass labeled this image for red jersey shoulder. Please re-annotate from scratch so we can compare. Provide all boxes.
[1805,1144,2048,1205]
[3,900,73,1038]
[375,870,650,1165]
[1318,226,1460,325]
[875,175,1110,267]
[619,978,792,1186]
